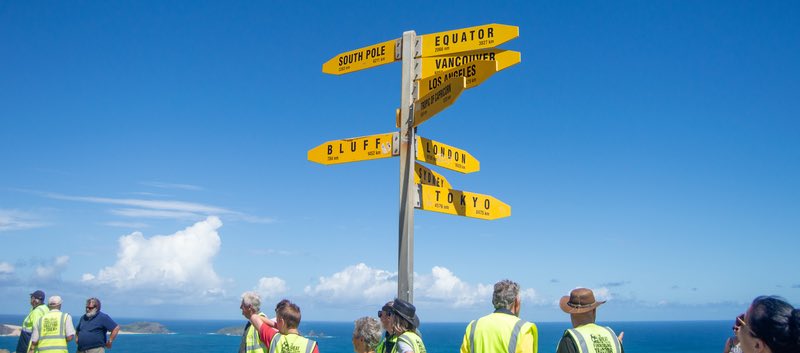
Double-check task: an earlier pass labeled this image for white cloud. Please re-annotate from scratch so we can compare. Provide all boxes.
[81,217,225,299]
[304,264,531,309]
[593,287,612,302]
[140,181,204,191]
[0,209,45,232]
[255,277,288,300]
[416,266,493,307]
[35,256,69,280]
[304,263,396,302]
[0,262,14,274]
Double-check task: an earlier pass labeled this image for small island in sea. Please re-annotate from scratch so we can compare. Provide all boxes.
[120,322,171,334]
[215,326,244,336]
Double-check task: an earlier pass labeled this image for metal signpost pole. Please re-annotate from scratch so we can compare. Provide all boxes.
[397,30,417,303]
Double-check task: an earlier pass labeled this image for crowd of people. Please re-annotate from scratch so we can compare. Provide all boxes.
[15,283,800,353]
[16,291,119,353]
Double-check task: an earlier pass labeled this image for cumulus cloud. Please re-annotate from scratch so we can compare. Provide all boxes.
[304,264,535,309]
[0,262,13,274]
[35,256,69,280]
[593,287,612,302]
[0,209,45,232]
[81,217,225,300]
[255,277,288,300]
[304,263,396,302]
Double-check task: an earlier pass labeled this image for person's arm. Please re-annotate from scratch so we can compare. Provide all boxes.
[107,325,120,348]
[65,314,75,342]
[254,316,278,349]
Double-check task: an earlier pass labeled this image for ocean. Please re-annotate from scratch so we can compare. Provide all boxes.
[0,314,731,353]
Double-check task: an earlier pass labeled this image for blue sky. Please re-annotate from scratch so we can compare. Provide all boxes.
[1,1,798,323]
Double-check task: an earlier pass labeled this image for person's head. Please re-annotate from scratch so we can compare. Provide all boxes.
[29,290,45,307]
[48,295,63,310]
[378,301,394,332]
[388,298,419,335]
[492,279,521,315]
[275,299,301,332]
[559,288,606,327]
[85,297,101,318]
[352,317,382,353]
[240,291,262,317]
[737,296,800,353]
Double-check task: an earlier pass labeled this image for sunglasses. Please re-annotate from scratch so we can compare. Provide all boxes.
[735,313,757,338]
[86,306,97,310]
[378,310,391,318]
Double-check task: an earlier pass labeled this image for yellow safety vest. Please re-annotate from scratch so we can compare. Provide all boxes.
[392,331,426,353]
[269,333,317,353]
[22,305,49,332]
[377,334,397,353]
[562,323,621,353]
[463,312,537,353]
[35,311,70,353]
[245,313,268,353]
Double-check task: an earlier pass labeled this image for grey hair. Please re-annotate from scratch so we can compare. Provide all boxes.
[492,279,520,310]
[241,291,261,311]
[353,317,383,351]
[86,297,102,311]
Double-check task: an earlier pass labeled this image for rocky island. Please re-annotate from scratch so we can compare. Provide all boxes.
[120,322,171,334]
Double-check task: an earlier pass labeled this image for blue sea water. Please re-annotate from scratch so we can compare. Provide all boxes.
[0,314,730,353]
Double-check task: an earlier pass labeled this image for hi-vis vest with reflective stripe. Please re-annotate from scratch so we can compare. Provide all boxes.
[377,334,397,353]
[465,313,536,353]
[245,313,268,353]
[392,331,426,353]
[35,311,69,353]
[563,323,621,353]
[23,305,49,332]
[269,333,316,353]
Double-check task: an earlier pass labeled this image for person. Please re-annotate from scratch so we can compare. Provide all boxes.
[386,298,426,353]
[724,314,743,353]
[75,297,120,353]
[239,291,274,353]
[460,279,538,353]
[555,288,623,353]
[352,317,383,353]
[377,301,397,353]
[735,296,800,353]
[246,299,319,353]
[16,290,49,353]
[28,295,74,353]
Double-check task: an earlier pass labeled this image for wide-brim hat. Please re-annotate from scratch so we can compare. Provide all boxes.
[559,288,606,314]
[391,298,420,328]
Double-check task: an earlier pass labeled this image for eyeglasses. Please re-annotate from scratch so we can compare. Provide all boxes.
[86,306,96,310]
[735,313,757,338]
[378,310,391,318]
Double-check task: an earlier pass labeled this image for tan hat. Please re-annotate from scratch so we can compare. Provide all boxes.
[559,288,605,314]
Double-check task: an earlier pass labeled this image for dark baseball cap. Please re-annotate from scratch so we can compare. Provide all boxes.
[30,290,45,301]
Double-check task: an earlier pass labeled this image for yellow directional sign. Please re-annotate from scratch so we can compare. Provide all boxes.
[416,136,479,174]
[418,49,521,78]
[416,184,510,220]
[413,77,465,127]
[308,132,398,165]
[414,162,452,189]
[418,23,519,57]
[322,39,400,75]
[418,60,498,97]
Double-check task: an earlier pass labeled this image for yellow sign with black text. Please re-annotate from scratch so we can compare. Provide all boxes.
[416,184,511,220]
[322,39,399,75]
[418,49,521,78]
[414,162,452,189]
[413,77,465,127]
[308,132,398,165]
[418,23,519,57]
[418,60,498,97]
[415,136,479,174]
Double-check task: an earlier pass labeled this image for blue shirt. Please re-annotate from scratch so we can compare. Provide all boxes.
[76,311,118,350]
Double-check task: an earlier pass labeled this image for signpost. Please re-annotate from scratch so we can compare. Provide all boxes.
[308,132,399,165]
[416,184,511,220]
[416,136,479,174]
[314,23,520,303]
